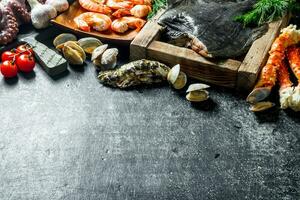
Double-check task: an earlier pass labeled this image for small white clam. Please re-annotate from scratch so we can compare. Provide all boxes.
[91,44,108,69]
[100,48,119,70]
[167,64,187,90]
[186,83,210,102]
[250,101,275,112]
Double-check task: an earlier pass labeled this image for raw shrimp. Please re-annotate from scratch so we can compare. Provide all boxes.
[106,0,133,10]
[74,12,112,32]
[112,5,151,18]
[111,16,146,33]
[78,0,112,14]
[247,25,300,104]
[287,46,300,111]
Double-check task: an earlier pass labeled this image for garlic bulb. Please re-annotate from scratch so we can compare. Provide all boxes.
[27,0,57,29]
[45,0,69,13]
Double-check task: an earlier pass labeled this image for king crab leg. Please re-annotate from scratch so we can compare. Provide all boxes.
[287,46,300,112]
[247,25,300,104]
[278,59,294,109]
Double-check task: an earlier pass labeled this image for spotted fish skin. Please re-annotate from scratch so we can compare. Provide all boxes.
[158,0,267,58]
[98,59,170,88]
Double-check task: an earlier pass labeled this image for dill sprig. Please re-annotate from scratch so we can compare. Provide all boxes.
[148,0,167,19]
[235,0,300,26]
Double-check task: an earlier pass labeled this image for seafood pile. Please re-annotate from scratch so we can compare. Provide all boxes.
[247,25,300,112]
[158,0,267,58]
[53,33,119,69]
[75,0,152,34]
[98,60,211,103]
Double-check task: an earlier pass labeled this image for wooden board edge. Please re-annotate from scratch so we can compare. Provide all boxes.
[147,41,241,88]
[236,15,291,93]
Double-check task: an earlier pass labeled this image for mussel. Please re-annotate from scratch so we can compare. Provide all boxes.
[186,83,210,102]
[167,64,187,90]
[78,37,103,54]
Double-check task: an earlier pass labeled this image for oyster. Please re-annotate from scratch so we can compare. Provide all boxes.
[62,41,86,65]
[186,83,210,102]
[78,37,103,54]
[98,59,170,88]
[250,101,275,112]
[53,33,77,49]
[100,48,119,70]
[167,64,187,90]
[91,44,108,69]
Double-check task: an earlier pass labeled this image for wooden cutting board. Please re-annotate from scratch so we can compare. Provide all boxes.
[51,1,141,45]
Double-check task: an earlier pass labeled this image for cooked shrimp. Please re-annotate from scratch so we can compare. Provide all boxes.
[130,5,151,18]
[78,0,112,14]
[129,0,151,5]
[106,0,134,10]
[111,16,146,33]
[74,12,112,32]
[247,25,300,104]
[112,5,151,18]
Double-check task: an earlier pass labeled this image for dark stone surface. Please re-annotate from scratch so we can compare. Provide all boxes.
[0,25,299,200]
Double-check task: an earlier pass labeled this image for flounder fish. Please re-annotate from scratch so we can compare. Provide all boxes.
[158,0,268,58]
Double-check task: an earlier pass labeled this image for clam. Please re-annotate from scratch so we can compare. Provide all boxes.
[100,48,119,70]
[186,83,210,102]
[78,37,103,54]
[56,41,79,52]
[167,64,187,90]
[62,41,86,65]
[91,44,108,69]
[53,33,77,48]
[250,101,275,112]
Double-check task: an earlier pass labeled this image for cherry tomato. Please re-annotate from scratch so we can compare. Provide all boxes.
[0,61,18,78]
[1,50,17,62]
[16,54,35,72]
[16,44,34,56]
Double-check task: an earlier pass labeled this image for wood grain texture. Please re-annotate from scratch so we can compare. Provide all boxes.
[52,1,141,45]
[147,41,241,88]
[236,15,290,92]
[130,13,289,90]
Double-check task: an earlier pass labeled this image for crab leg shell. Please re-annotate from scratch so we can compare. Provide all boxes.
[278,60,294,109]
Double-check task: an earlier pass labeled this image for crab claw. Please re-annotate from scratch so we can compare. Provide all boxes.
[279,87,294,109]
[289,86,300,112]
[247,87,272,104]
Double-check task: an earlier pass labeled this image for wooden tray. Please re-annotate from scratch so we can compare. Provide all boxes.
[51,1,141,45]
[130,13,290,91]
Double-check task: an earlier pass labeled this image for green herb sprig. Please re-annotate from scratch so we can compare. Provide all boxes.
[148,0,167,19]
[235,0,300,26]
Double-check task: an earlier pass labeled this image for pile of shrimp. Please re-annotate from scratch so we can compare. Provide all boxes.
[247,25,300,112]
[74,0,152,34]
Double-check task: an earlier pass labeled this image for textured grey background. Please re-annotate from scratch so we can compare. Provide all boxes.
[0,24,299,200]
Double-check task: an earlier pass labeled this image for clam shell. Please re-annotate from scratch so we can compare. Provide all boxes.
[91,44,108,62]
[78,37,103,54]
[167,64,180,84]
[250,101,275,112]
[100,48,118,70]
[186,90,209,102]
[172,72,187,90]
[56,41,79,52]
[53,33,77,48]
[186,83,210,93]
[62,42,86,65]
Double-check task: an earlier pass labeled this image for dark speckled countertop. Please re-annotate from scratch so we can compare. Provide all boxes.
[0,22,299,200]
